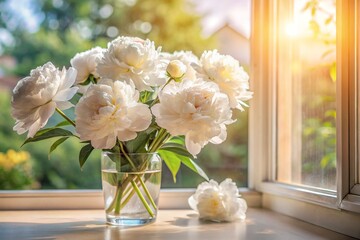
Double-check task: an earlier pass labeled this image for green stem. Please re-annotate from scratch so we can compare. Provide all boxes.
[149,98,159,107]
[113,152,123,215]
[56,108,76,127]
[148,129,165,152]
[149,129,171,152]
[131,180,154,217]
[139,177,157,210]
[107,130,168,213]
[118,142,155,216]
[106,175,132,214]
[120,170,155,210]
[119,142,136,169]
[138,130,170,210]
[161,78,172,89]
[120,187,136,209]
[113,183,123,214]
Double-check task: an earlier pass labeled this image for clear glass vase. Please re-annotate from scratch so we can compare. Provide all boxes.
[101,152,162,226]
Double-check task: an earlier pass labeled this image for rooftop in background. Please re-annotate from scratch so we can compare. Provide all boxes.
[0,55,17,90]
[192,0,251,38]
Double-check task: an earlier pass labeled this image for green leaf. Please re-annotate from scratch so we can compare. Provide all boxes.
[311,6,317,17]
[55,121,72,128]
[158,149,209,182]
[79,144,94,169]
[330,62,336,82]
[126,131,153,153]
[180,157,209,181]
[145,125,158,134]
[70,92,83,105]
[325,109,336,119]
[48,137,69,159]
[301,2,311,12]
[159,142,192,158]
[321,49,334,59]
[102,170,118,186]
[321,152,336,169]
[125,125,159,153]
[22,128,74,146]
[141,91,157,105]
[325,16,333,25]
[35,127,54,136]
[309,20,320,36]
[80,75,93,86]
[168,136,185,145]
[158,150,181,183]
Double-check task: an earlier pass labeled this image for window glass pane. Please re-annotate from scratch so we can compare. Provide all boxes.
[276,0,336,190]
[0,0,250,189]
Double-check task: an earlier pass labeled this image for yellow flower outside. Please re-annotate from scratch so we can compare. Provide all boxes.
[0,150,30,170]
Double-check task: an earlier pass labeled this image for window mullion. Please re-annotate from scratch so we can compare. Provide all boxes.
[336,0,350,202]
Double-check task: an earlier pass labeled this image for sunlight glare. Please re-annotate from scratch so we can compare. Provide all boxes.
[285,22,299,37]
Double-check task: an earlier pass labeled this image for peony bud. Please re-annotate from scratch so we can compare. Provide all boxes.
[166,60,187,79]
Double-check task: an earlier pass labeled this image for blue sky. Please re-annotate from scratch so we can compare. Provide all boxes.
[5,0,42,32]
[0,0,43,53]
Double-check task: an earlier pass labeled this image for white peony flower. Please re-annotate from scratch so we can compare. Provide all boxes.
[70,47,104,84]
[11,62,78,138]
[166,60,187,79]
[196,50,253,110]
[151,79,234,156]
[75,79,152,149]
[161,50,199,66]
[97,36,166,91]
[188,178,247,222]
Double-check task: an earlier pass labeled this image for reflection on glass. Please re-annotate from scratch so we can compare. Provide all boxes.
[277,0,336,190]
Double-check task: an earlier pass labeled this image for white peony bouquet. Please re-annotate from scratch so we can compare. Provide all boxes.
[11,36,252,218]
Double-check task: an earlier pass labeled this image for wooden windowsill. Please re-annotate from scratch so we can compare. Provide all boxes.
[0,208,355,240]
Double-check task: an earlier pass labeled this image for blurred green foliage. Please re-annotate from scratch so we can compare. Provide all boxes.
[0,0,252,190]
[0,0,215,77]
[299,0,336,188]
[300,65,336,187]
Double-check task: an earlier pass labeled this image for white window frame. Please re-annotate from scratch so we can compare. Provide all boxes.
[250,0,338,208]
[337,0,360,213]
[0,189,261,210]
[250,0,360,237]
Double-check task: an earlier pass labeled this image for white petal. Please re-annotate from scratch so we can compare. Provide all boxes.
[219,178,239,197]
[53,87,78,102]
[117,130,137,141]
[185,136,202,156]
[210,125,227,144]
[188,196,198,211]
[27,118,42,138]
[91,134,116,149]
[62,67,77,89]
[75,80,150,149]
[56,101,74,110]
[126,105,152,131]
